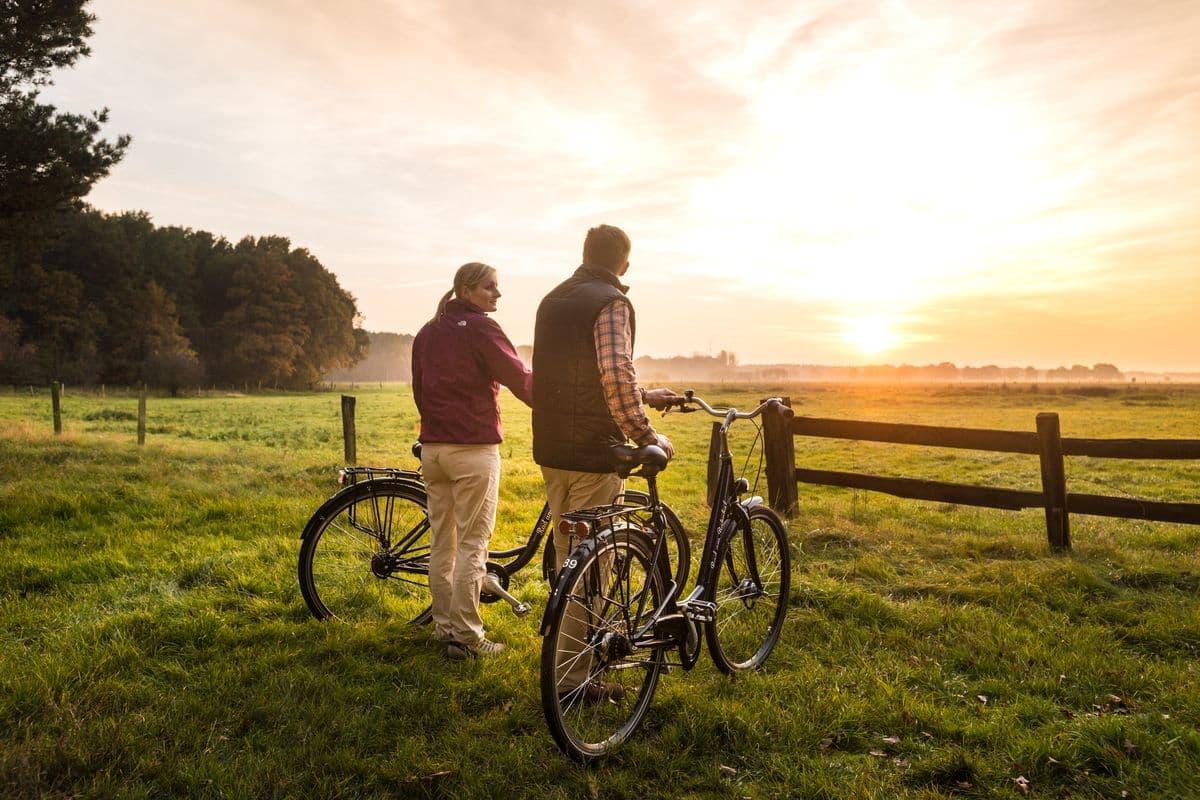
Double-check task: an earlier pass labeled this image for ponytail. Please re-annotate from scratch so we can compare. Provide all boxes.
[431,262,496,320]
[433,288,455,320]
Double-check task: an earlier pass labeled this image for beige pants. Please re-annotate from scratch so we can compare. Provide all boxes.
[541,467,624,687]
[422,443,501,646]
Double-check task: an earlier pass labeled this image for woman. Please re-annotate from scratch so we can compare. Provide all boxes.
[411,262,533,659]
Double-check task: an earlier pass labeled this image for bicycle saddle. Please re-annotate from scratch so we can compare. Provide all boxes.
[610,444,668,478]
[411,442,422,460]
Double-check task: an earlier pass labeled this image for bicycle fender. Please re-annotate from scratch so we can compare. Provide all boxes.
[539,530,607,637]
[299,477,426,540]
[740,495,765,512]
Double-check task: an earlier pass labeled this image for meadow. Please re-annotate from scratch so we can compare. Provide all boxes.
[1,382,1198,798]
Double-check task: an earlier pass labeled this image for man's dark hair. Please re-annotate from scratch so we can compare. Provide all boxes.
[582,224,631,271]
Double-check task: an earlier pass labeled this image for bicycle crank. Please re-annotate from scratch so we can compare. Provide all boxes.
[482,572,532,616]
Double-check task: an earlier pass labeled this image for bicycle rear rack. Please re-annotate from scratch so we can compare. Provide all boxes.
[560,503,646,524]
[338,466,422,486]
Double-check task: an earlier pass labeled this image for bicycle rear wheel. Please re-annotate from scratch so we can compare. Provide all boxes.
[298,480,432,624]
[706,505,790,673]
[540,529,668,761]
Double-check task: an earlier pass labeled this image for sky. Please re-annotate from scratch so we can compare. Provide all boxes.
[42,0,1200,371]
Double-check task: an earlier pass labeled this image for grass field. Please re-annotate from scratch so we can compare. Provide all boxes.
[2,382,1199,798]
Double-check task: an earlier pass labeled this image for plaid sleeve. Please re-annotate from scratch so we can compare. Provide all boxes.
[594,300,657,446]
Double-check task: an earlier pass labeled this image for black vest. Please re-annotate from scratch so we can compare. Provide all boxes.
[532,265,636,472]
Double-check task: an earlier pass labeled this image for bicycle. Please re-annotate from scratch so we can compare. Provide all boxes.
[297,445,690,626]
[539,391,793,760]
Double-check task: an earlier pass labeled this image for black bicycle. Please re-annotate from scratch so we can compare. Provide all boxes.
[297,445,690,626]
[539,391,792,760]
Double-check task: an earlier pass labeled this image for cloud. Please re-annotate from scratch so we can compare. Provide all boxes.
[41,0,1200,369]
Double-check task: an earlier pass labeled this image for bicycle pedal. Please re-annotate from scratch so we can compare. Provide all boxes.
[680,599,716,623]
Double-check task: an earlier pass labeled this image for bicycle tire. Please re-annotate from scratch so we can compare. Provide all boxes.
[540,528,668,761]
[616,491,692,590]
[298,479,433,624]
[706,505,791,674]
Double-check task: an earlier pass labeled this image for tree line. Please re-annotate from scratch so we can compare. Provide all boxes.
[635,354,1127,383]
[0,2,365,391]
[0,207,368,391]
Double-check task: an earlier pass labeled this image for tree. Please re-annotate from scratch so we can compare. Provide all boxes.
[1091,363,1124,382]
[285,246,365,387]
[0,0,130,279]
[102,280,201,388]
[0,312,36,383]
[15,264,101,382]
[211,238,307,387]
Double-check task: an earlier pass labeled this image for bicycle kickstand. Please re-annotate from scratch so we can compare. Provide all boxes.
[483,573,532,617]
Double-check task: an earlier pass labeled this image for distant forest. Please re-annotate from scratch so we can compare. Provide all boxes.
[326,332,412,382]
[0,206,366,391]
[329,340,1148,386]
[634,354,1131,383]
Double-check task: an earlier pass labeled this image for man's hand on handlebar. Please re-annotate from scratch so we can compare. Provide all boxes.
[643,387,682,411]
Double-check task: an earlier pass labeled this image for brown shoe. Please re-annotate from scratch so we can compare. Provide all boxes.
[560,680,626,705]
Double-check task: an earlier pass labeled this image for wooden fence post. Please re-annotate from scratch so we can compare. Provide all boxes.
[1036,412,1071,551]
[51,382,62,434]
[706,421,721,506]
[341,394,357,465]
[137,385,147,446]
[762,396,798,517]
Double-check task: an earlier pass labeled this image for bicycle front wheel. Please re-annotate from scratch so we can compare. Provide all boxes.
[298,480,432,624]
[706,505,791,673]
[540,529,668,761]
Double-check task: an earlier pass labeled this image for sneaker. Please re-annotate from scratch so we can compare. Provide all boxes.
[446,638,506,660]
[559,680,626,705]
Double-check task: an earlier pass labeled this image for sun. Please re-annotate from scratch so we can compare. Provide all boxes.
[841,314,901,355]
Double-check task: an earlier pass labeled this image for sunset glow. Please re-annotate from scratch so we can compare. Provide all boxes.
[841,315,903,356]
[42,0,1200,372]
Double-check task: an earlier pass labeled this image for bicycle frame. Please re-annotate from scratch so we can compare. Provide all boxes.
[302,453,656,622]
[544,394,783,669]
[321,461,554,575]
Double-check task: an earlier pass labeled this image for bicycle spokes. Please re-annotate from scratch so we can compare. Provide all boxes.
[541,532,667,760]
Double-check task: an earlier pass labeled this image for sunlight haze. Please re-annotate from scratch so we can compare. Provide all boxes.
[43,0,1200,371]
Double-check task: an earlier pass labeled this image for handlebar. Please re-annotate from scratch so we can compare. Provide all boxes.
[662,390,790,423]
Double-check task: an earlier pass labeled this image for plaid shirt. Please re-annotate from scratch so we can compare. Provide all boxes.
[593,300,657,447]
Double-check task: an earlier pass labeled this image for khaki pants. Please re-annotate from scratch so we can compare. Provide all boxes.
[422,443,501,646]
[541,467,623,687]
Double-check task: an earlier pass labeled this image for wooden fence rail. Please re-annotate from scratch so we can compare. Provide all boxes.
[744,400,1200,551]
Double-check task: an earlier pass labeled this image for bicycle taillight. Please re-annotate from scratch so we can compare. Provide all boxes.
[558,519,590,541]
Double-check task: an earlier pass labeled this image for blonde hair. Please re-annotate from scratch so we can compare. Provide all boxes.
[434,262,496,319]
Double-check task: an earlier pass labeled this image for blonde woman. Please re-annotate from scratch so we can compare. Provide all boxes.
[411,262,532,659]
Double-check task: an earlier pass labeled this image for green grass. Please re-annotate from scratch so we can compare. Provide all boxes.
[2,382,1199,798]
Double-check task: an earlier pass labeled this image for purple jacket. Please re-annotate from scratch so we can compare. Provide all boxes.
[412,298,533,444]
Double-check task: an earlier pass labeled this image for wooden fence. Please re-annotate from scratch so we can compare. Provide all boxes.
[718,398,1200,551]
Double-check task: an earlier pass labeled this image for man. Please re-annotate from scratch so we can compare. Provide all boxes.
[532,224,678,697]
